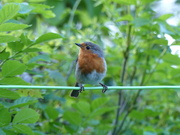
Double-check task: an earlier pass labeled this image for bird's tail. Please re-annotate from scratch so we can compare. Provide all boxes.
[70,82,80,97]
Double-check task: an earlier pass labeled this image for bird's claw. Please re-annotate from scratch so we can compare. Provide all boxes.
[79,85,84,93]
[99,83,108,93]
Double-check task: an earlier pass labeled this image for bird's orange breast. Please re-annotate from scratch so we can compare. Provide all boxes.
[78,49,105,74]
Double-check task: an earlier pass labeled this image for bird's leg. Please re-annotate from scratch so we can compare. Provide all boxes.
[99,83,108,93]
[77,83,84,93]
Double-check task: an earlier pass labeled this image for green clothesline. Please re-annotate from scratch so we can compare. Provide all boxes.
[0,85,180,90]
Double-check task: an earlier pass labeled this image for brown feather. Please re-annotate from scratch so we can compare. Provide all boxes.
[78,48,105,74]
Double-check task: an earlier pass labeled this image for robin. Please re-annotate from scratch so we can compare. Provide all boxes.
[70,42,108,97]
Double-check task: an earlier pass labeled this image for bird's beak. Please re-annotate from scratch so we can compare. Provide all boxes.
[75,43,82,47]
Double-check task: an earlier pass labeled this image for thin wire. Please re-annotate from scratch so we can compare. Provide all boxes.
[0,85,180,90]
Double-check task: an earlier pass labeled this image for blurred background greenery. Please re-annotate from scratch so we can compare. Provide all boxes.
[0,0,180,134]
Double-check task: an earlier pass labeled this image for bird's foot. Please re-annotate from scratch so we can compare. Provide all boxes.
[79,85,84,93]
[75,82,84,93]
[99,83,108,93]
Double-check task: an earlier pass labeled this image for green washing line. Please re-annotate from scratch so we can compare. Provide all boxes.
[0,85,180,90]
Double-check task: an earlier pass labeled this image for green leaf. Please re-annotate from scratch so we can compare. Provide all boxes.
[18,3,34,14]
[0,108,11,127]
[117,14,133,22]
[144,50,159,56]
[34,33,62,45]
[0,49,10,60]
[0,77,30,85]
[171,41,180,45]
[20,34,34,46]
[72,101,91,117]
[163,54,180,65]
[0,23,30,32]
[13,124,33,135]
[28,54,51,63]
[132,18,150,27]
[151,38,168,45]
[63,111,82,125]
[45,106,59,120]
[129,110,145,120]
[9,97,38,109]
[143,109,159,117]
[30,4,55,18]
[23,48,41,52]
[2,60,27,77]
[13,108,40,123]
[0,35,19,43]
[90,106,117,118]
[140,0,156,4]
[2,130,16,135]
[0,3,20,24]
[8,41,24,52]
[91,97,110,111]
[113,0,136,5]
[158,14,173,21]
[0,89,20,99]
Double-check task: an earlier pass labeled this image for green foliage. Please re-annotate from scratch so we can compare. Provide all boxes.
[0,89,20,99]
[0,23,30,32]
[0,2,62,135]
[34,32,63,45]
[13,108,40,123]
[0,0,180,135]
[0,108,11,127]
[2,60,27,77]
[0,3,20,24]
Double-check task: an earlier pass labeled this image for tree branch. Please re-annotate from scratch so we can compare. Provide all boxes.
[112,24,132,135]
[116,54,149,134]
[68,0,81,32]
[130,66,137,86]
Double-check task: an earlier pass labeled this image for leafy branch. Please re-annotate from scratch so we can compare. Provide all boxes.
[112,24,132,135]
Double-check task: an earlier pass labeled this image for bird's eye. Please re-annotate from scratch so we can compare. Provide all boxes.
[86,46,90,50]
